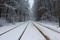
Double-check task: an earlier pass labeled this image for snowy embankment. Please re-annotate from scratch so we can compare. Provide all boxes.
[38,21,59,28]
[37,21,60,33]
[0,18,8,27]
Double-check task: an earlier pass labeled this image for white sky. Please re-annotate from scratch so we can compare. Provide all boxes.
[28,0,34,9]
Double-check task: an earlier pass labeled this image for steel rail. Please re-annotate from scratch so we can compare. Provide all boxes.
[18,23,29,40]
[0,22,26,36]
[32,23,50,40]
[37,22,60,34]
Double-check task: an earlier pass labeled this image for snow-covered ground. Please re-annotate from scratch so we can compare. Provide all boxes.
[33,22,60,40]
[0,22,24,35]
[0,21,60,40]
[20,23,46,40]
[39,21,59,27]
[0,22,29,40]
[37,21,60,33]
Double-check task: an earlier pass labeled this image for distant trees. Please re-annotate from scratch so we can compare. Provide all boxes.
[0,0,4,18]
[33,0,58,22]
[57,0,60,26]
[36,8,47,21]
[0,0,29,23]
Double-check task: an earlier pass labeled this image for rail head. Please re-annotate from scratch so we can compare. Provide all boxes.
[32,23,50,40]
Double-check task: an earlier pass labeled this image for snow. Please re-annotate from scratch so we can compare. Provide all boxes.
[20,23,46,40]
[37,21,60,33]
[0,21,60,40]
[0,22,24,35]
[33,22,60,40]
[0,22,28,40]
[0,18,8,26]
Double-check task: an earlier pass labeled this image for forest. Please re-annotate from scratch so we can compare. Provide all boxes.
[0,0,60,26]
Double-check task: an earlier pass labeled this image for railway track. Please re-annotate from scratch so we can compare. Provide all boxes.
[0,22,27,36]
[19,22,60,40]
[19,22,50,40]
[32,22,60,40]
[32,23,50,40]
[0,21,60,40]
[18,23,29,40]
[36,22,60,34]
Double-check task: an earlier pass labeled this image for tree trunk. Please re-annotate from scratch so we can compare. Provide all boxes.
[59,17,60,27]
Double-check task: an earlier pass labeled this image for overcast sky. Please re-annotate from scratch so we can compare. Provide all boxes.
[28,0,34,9]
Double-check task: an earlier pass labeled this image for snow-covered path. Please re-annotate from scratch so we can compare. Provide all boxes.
[0,21,60,40]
